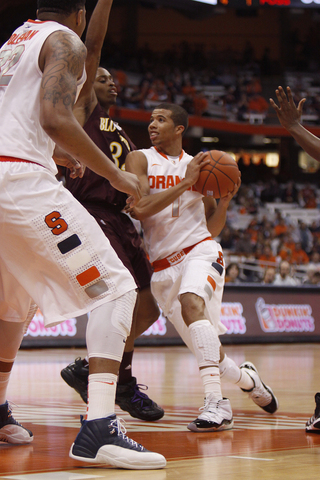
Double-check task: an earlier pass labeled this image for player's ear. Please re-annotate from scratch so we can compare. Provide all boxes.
[76,8,86,28]
[176,125,185,136]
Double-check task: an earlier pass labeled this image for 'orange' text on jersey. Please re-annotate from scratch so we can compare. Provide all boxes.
[149,175,197,191]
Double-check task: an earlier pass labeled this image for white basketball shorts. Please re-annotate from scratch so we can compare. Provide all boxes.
[151,239,227,341]
[0,162,136,327]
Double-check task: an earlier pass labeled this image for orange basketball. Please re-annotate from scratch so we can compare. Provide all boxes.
[195,150,240,199]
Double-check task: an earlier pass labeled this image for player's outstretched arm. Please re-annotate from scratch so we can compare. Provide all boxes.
[270,86,320,162]
[125,151,208,221]
[74,0,114,125]
[39,30,141,203]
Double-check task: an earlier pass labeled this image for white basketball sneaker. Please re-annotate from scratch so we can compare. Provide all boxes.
[187,395,233,432]
[239,361,278,414]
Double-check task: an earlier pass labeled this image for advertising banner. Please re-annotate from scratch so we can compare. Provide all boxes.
[21,285,320,348]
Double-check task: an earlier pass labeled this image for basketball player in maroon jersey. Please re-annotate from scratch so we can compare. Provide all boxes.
[59,0,163,421]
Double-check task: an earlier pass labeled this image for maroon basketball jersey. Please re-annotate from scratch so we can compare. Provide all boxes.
[65,103,136,210]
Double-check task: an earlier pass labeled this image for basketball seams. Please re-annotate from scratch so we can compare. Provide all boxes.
[195,149,240,198]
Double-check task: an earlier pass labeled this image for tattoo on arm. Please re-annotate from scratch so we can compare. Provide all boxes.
[41,32,86,108]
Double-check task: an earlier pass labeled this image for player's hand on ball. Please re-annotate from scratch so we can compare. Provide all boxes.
[185,152,210,186]
[219,175,241,206]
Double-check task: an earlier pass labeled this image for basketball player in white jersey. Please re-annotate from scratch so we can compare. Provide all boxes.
[0,0,165,469]
[126,103,278,431]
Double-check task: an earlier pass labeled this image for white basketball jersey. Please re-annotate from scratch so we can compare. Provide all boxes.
[0,20,86,174]
[140,147,211,263]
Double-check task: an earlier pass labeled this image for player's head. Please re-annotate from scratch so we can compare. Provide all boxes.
[94,68,117,110]
[37,0,86,36]
[156,103,188,133]
[37,0,86,15]
[148,103,188,149]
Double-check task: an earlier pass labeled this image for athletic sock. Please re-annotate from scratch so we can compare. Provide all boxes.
[0,372,10,405]
[200,366,223,400]
[219,354,254,390]
[86,373,117,421]
[118,350,134,385]
[189,319,223,400]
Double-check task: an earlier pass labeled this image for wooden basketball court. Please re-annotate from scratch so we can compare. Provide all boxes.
[1,343,320,479]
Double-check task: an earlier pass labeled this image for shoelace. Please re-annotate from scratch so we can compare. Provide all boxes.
[199,397,219,413]
[131,384,152,406]
[110,417,144,451]
[3,402,21,426]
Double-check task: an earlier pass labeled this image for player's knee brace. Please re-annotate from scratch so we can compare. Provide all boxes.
[189,319,221,368]
[86,290,137,363]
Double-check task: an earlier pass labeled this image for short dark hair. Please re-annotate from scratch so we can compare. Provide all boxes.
[156,103,188,133]
[37,0,86,16]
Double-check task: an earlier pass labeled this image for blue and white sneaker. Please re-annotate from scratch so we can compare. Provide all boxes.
[69,414,166,469]
[306,393,320,433]
[0,401,33,444]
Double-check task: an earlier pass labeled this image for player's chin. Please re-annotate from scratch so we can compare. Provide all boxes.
[108,93,118,104]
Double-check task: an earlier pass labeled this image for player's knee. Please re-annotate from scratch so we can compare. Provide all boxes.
[87,290,137,362]
[179,292,205,324]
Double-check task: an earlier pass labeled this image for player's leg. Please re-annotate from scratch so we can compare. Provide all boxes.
[0,271,36,445]
[151,253,232,432]
[69,289,165,469]
[177,241,233,432]
[116,285,164,421]
[219,346,278,414]
[169,319,278,413]
[170,241,278,415]
[178,292,233,432]
[61,214,164,420]
[2,166,165,468]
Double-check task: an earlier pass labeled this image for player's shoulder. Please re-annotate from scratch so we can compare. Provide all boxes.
[45,28,86,57]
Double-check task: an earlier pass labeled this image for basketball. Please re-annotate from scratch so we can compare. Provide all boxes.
[195,150,240,199]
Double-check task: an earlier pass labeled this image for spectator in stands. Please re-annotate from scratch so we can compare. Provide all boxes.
[269,229,281,257]
[219,226,236,251]
[262,267,276,284]
[260,179,282,203]
[225,263,242,284]
[274,217,288,238]
[297,221,313,254]
[193,91,208,116]
[257,244,277,268]
[298,184,317,209]
[308,251,320,271]
[234,231,254,255]
[281,181,299,204]
[274,260,299,286]
[278,234,297,262]
[291,241,310,266]
[247,93,269,114]
[309,271,320,285]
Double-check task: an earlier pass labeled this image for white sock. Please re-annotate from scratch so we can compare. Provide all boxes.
[219,354,254,390]
[200,366,222,400]
[86,373,117,421]
[0,372,10,405]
